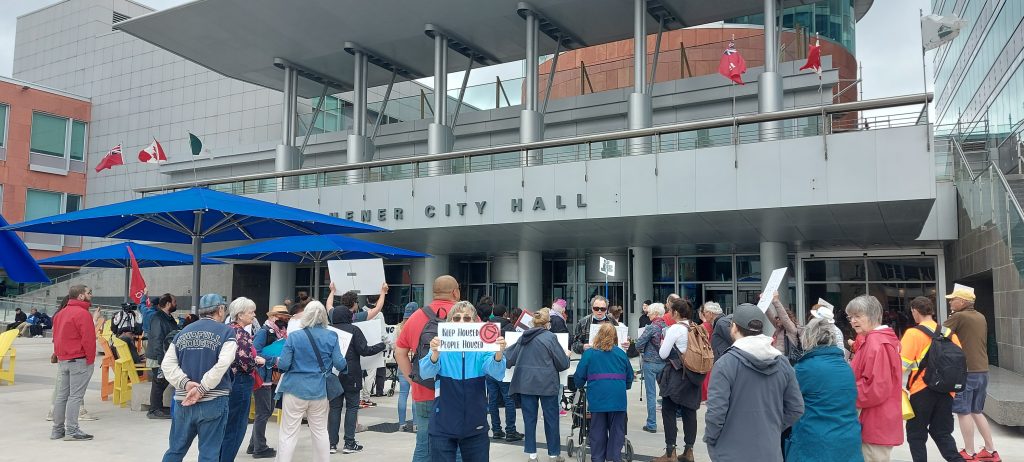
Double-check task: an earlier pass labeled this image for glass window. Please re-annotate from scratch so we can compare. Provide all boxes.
[30,112,68,157]
[867,258,936,282]
[652,283,676,306]
[868,283,938,339]
[384,264,413,284]
[680,256,732,282]
[803,259,864,281]
[0,104,7,147]
[25,189,62,220]
[551,260,573,284]
[295,267,311,286]
[653,257,675,282]
[70,121,86,161]
[736,255,761,282]
[65,194,81,212]
[466,262,488,285]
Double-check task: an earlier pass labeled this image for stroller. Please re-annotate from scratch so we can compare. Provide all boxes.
[564,376,634,462]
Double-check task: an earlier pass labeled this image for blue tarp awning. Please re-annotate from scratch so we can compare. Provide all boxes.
[206,234,430,263]
[0,213,49,283]
[39,242,224,268]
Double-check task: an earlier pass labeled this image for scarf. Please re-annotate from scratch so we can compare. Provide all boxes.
[264,318,288,341]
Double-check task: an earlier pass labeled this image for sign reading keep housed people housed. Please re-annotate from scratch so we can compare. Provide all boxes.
[438,322,502,352]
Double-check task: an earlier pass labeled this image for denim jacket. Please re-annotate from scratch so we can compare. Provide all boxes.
[635,318,667,364]
[276,326,347,400]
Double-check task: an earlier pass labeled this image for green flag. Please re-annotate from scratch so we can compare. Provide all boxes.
[189,132,203,156]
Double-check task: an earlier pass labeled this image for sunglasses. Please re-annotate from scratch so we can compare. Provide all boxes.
[450,315,474,322]
[592,306,608,312]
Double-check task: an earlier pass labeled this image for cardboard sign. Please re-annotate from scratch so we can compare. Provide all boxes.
[757,267,788,313]
[354,317,386,370]
[589,324,630,351]
[437,322,502,352]
[327,258,386,295]
[514,310,534,332]
[327,326,353,357]
[502,332,570,385]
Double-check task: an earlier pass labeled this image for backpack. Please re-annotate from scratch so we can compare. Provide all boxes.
[911,325,967,394]
[408,305,442,389]
[682,323,714,374]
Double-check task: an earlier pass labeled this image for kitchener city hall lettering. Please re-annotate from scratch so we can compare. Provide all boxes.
[336,194,588,224]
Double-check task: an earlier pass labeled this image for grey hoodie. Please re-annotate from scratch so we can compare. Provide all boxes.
[704,335,804,462]
[505,327,570,397]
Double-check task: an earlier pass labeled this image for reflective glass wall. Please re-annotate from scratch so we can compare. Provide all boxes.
[729,0,857,53]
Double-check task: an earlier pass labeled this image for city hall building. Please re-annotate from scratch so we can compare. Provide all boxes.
[9,0,1023,391]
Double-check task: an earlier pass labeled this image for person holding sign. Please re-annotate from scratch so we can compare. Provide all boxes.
[419,301,507,462]
[571,295,627,354]
[504,309,570,462]
[573,323,634,462]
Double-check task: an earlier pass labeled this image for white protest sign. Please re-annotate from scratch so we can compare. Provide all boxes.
[503,332,570,384]
[437,322,502,352]
[327,258,386,295]
[756,267,788,313]
[354,316,386,370]
[589,324,629,351]
[598,257,616,277]
[514,310,534,332]
[327,326,353,357]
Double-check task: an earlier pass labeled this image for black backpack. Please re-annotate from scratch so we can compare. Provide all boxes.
[408,305,442,389]
[911,324,967,394]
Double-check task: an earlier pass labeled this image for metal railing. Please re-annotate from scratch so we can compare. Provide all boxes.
[0,296,121,323]
[18,267,100,295]
[138,93,933,195]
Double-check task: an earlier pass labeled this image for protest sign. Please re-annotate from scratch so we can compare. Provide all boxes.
[327,258,386,295]
[757,267,788,312]
[354,316,386,370]
[437,322,503,352]
[503,332,570,385]
[327,326,353,356]
[514,310,534,332]
[589,324,630,351]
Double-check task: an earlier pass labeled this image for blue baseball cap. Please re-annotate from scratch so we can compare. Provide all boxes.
[404,302,419,319]
[199,293,228,311]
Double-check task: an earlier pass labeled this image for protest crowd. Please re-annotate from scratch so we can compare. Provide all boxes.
[39,275,1003,462]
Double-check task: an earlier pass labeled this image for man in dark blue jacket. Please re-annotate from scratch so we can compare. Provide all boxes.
[145,293,178,419]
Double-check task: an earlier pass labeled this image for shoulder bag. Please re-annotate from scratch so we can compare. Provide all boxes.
[303,329,343,400]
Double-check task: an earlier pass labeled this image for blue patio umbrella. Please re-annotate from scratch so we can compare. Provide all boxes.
[39,242,224,302]
[4,188,385,311]
[206,234,430,296]
[0,213,49,283]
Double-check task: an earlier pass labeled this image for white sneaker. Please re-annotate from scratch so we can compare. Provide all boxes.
[46,409,53,421]
[79,410,98,421]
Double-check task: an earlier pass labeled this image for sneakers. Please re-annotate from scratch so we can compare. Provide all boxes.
[46,409,53,421]
[642,425,657,433]
[400,423,415,433]
[549,456,565,462]
[492,430,506,440]
[559,409,567,417]
[50,428,65,440]
[147,409,171,420]
[505,430,524,442]
[359,400,377,408]
[342,443,364,454]
[330,445,338,454]
[63,430,94,441]
[78,410,98,421]
[252,448,277,459]
[976,449,1001,462]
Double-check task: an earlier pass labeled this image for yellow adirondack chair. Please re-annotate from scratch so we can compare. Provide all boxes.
[97,337,116,400]
[0,329,18,385]
[111,337,148,407]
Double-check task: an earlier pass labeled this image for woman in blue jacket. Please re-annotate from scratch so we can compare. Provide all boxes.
[785,317,863,462]
[419,301,507,462]
[573,323,634,462]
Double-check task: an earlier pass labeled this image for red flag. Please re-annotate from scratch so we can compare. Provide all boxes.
[94,144,124,172]
[138,138,167,163]
[127,245,147,304]
[718,42,747,85]
[799,38,822,78]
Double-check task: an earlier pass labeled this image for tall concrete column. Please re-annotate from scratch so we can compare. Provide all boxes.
[427,34,454,174]
[348,50,374,181]
[628,246,652,338]
[760,241,789,306]
[520,10,544,166]
[758,0,783,140]
[628,0,652,155]
[271,64,301,307]
[422,254,450,304]
[518,250,542,312]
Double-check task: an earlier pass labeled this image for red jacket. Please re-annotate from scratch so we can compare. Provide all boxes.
[850,326,903,446]
[53,299,97,365]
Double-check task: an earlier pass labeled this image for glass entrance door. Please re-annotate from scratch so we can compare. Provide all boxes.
[703,285,734,318]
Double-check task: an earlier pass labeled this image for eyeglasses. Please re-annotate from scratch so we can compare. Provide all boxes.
[450,315,474,322]
[592,306,608,312]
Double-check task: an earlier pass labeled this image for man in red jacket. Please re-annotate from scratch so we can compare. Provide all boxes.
[845,295,903,461]
[51,285,98,442]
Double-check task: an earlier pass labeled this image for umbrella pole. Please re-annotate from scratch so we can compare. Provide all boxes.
[124,265,131,304]
[191,211,204,314]
[313,260,321,302]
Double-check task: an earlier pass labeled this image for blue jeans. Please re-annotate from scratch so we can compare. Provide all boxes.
[642,361,665,429]
[485,377,516,433]
[412,400,433,462]
[431,432,489,462]
[328,388,360,447]
[220,374,253,462]
[398,374,411,424]
[163,396,229,462]
[520,394,561,456]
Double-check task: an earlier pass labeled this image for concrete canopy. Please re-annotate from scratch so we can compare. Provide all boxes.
[116,0,873,98]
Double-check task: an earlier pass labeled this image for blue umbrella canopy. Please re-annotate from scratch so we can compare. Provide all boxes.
[205,234,430,263]
[39,242,224,268]
[3,188,385,312]
[0,213,49,283]
[2,187,383,243]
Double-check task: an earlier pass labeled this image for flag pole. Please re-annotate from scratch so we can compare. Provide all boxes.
[919,9,931,151]
[189,134,199,187]
[122,141,135,198]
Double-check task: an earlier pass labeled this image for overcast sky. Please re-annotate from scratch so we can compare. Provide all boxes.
[1,0,934,111]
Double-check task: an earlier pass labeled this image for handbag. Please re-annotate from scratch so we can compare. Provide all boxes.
[304,329,343,400]
[251,368,264,391]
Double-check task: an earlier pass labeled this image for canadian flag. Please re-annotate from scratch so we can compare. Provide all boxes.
[94,144,124,172]
[718,42,747,85]
[138,138,167,163]
[799,39,822,78]
[127,245,147,304]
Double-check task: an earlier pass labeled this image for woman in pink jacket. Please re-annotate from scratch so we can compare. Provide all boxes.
[844,295,903,462]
